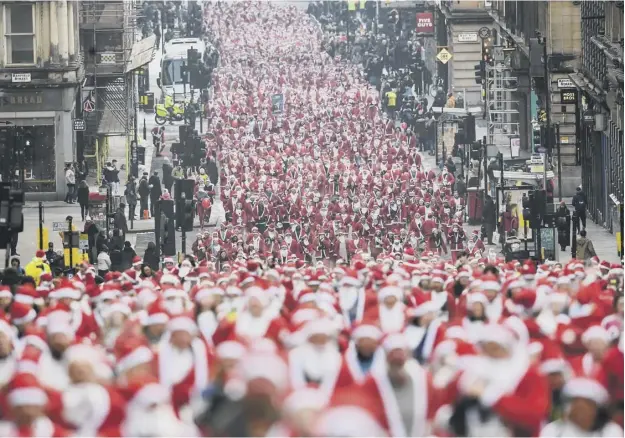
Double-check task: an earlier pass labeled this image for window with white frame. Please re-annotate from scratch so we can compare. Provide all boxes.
[4,3,35,65]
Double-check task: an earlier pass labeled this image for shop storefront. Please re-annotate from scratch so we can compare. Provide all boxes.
[0,88,77,199]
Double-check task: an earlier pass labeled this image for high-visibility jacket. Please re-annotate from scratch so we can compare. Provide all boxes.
[25,257,51,286]
[386,91,397,108]
[348,0,357,11]
[359,0,366,9]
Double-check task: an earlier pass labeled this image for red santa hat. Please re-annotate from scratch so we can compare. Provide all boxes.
[351,321,383,342]
[563,377,609,405]
[465,292,488,308]
[382,332,410,353]
[167,314,198,336]
[479,273,500,292]
[10,302,36,326]
[339,269,361,287]
[216,341,247,362]
[506,289,546,316]
[0,285,11,300]
[142,299,170,327]
[160,274,181,287]
[14,285,38,305]
[538,341,570,375]
[581,325,610,346]
[35,250,46,259]
[315,398,387,437]
[44,310,75,339]
[377,285,402,302]
[122,375,170,410]
[408,291,440,318]
[132,256,142,266]
[16,344,44,375]
[115,337,155,375]
[6,372,47,407]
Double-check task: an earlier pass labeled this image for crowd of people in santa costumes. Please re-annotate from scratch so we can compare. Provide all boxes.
[190,1,479,267]
[0,242,622,436]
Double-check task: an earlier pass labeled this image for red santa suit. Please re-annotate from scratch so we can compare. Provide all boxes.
[156,318,212,416]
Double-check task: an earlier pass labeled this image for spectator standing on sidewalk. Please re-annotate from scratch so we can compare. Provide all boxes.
[64,164,76,204]
[138,172,150,219]
[576,229,597,260]
[124,176,138,220]
[162,157,174,194]
[110,160,121,196]
[572,186,588,230]
[114,203,129,241]
[148,171,162,218]
[482,195,497,245]
[76,180,90,221]
[97,245,111,277]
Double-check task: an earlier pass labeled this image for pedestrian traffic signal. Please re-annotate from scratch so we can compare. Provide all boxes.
[474,62,485,84]
[183,199,194,232]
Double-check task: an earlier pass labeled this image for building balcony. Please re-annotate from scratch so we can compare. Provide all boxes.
[83,51,126,76]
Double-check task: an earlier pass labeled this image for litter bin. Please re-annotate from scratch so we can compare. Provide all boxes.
[142,92,155,113]
[467,188,484,225]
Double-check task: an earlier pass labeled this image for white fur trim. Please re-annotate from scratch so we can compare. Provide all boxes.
[582,326,610,345]
[216,341,247,360]
[16,361,39,375]
[167,317,198,335]
[352,324,382,341]
[12,308,37,326]
[14,294,34,305]
[128,383,169,409]
[8,387,47,406]
[160,274,180,285]
[378,286,402,301]
[116,346,154,374]
[540,358,568,375]
[315,406,386,437]
[382,333,410,352]
[283,387,328,415]
[480,281,500,291]
[144,312,169,326]
[563,377,609,405]
[52,288,81,300]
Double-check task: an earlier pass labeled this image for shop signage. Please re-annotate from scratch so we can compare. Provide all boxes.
[560,89,577,104]
[415,12,434,35]
[457,32,478,43]
[0,92,43,108]
[583,111,595,124]
[53,222,69,232]
[557,78,575,89]
[11,73,31,83]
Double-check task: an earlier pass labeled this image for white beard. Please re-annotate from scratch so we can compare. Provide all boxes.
[160,347,194,387]
[338,287,359,310]
[124,405,197,437]
[235,311,272,340]
[197,311,219,341]
[292,343,341,383]
[379,303,406,333]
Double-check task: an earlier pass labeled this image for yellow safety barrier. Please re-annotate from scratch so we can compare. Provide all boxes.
[37,226,49,250]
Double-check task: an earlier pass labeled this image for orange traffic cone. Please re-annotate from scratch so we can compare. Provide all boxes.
[143,210,149,220]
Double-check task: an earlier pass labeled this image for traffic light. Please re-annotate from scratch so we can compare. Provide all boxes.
[482,36,494,65]
[532,126,542,151]
[474,61,485,84]
[183,199,194,232]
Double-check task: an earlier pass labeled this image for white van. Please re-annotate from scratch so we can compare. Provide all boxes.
[160,38,206,102]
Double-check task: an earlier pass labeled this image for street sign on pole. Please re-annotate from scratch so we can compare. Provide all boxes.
[536,146,547,154]
[53,221,69,232]
[493,46,504,62]
[436,48,453,64]
[73,119,86,131]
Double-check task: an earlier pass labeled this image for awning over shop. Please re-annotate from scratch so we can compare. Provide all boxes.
[125,35,157,74]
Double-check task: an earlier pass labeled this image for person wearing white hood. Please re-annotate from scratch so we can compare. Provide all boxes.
[288,318,343,398]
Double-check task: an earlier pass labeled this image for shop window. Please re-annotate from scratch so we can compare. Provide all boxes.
[21,126,56,192]
[4,3,35,65]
